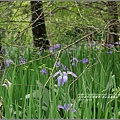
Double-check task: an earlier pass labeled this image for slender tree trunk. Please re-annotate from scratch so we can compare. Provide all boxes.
[106,1,119,44]
[30,1,50,49]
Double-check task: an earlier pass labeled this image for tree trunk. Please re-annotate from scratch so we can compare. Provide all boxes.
[30,1,50,49]
[106,1,119,44]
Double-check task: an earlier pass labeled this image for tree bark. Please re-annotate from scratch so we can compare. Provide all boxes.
[30,1,50,49]
[106,1,119,44]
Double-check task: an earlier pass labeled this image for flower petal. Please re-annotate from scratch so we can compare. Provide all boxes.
[6,59,14,67]
[67,71,77,77]
[66,104,71,110]
[41,68,47,75]
[2,84,8,88]
[82,58,89,64]
[114,42,120,45]
[49,46,54,52]
[62,76,68,86]
[72,109,76,112]
[108,51,112,54]
[64,104,72,110]
[58,105,64,109]
[72,63,75,66]
[53,70,61,77]
[57,76,62,86]
[63,72,67,76]
[73,57,78,62]
[62,65,68,71]
[56,61,61,67]
[54,44,61,49]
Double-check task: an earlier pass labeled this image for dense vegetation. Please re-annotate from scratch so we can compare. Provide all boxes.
[0,1,120,119]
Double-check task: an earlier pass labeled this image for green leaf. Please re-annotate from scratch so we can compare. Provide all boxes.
[25,80,50,107]
[103,72,115,93]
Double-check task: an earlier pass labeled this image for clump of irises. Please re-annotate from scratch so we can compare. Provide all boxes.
[70,57,89,65]
[49,44,61,53]
[56,61,69,71]
[54,58,90,86]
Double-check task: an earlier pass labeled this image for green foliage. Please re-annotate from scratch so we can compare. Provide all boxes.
[0,1,120,119]
[0,41,120,118]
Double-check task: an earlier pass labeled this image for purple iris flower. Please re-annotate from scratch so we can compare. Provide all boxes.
[62,65,69,71]
[20,57,26,65]
[53,70,77,86]
[49,46,54,53]
[49,44,60,53]
[108,51,112,54]
[82,58,89,64]
[41,68,47,75]
[37,47,44,55]
[58,104,76,112]
[56,61,61,67]
[108,44,114,48]
[70,57,78,66]
[114,42,120,45]
[73,57,78,62]
[54,44,61,49]
[6,59,14,67]
[72,63,75,66]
